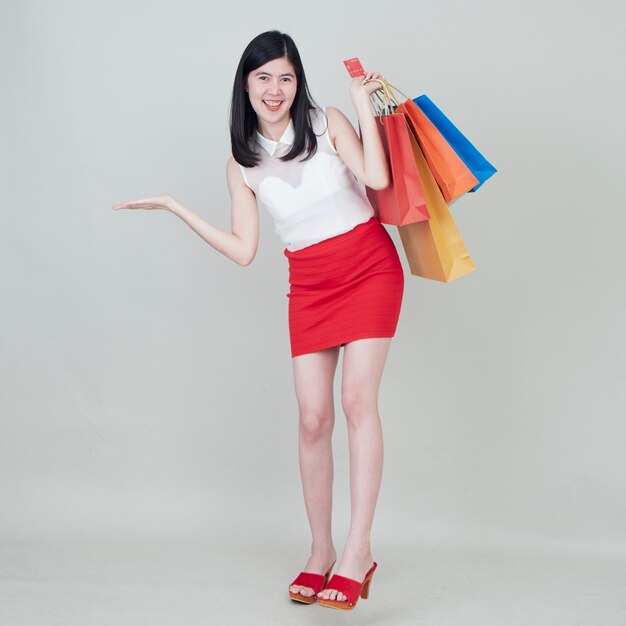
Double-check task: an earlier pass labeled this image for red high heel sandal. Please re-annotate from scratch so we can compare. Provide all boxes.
[288,560,336,604]
[317,561,378,610]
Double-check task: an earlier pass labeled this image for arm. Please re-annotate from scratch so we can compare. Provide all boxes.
[112,159,259,266]
[325,72,390,190]
[169,158,259,266]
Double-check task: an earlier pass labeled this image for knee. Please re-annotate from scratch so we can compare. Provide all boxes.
[341,384,377,426]
[298,407,334,443]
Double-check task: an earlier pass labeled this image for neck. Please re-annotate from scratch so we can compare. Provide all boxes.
[257,116,291,142]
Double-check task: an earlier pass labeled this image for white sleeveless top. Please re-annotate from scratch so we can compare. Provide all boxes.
[238,107,375,251]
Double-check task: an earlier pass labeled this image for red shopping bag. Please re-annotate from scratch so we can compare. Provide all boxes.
[361,112,430,226]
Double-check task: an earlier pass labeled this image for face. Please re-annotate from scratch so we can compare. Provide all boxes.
[245,57,298,127]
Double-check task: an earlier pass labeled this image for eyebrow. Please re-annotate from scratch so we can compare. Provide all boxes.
[254,71,295,77]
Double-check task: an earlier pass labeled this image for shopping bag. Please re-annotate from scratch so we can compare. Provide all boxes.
[377,83,478,203]
[363,113,430,225]
[360,80,430,225]
[396,119,477,282]
[414,94,497,192]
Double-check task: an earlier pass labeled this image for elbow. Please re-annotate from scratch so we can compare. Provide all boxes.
[368,174,390,191]
[367,164,390,190]
[232,235,256,266]
[237,251,256,266]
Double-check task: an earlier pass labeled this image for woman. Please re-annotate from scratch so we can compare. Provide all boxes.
[113,30,404,611]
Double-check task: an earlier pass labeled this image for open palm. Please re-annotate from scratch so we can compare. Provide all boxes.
[112,193,175,212]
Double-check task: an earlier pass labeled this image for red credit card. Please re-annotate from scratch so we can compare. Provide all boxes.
[343,57,365,77]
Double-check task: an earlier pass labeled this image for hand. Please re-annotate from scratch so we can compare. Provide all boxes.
[112,193,176,212]
[350,70,387,101]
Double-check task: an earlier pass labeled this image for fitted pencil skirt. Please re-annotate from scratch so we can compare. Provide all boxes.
[283,216,405,358]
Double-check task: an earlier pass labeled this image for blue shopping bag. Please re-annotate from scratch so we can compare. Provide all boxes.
[414,95,497,192]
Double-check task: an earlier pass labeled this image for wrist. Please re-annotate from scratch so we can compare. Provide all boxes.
[350,86,370,102]
[168,197,182,215]
[351,92,372,113]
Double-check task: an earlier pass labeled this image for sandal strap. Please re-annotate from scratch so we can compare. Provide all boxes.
[323,573,363,605]
[290,571,326,593]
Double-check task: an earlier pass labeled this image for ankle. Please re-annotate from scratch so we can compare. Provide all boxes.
[310,543,336,559]
[345,530,371,548]
[342,542,373,559]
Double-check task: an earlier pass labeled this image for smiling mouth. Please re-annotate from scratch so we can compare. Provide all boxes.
[263,100,283,110]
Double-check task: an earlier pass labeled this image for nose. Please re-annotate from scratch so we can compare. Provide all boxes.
[266,79,282,95]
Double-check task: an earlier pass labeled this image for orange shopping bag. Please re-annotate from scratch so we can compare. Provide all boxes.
[384,82,479,203]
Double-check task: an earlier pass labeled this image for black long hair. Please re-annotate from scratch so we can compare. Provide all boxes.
[229,30,325,168]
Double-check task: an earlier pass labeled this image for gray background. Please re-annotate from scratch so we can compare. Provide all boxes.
[1,0,625,624]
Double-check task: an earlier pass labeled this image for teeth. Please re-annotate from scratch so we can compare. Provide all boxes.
[264,100,282,106]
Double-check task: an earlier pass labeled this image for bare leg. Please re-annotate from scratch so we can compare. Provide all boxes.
[288,345,340,599]
[317,337,392,602]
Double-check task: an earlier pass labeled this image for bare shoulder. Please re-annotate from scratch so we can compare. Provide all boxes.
[226,155,246,190]
[324,105,345,131]
[324,106,357,147]
[324,106,353,126]
[226,155,240,177]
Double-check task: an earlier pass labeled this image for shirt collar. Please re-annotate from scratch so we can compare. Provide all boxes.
[255,118,295,156]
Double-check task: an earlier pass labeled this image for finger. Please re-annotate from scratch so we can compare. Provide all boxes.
[116,203,153,210]
[117,200,150,208]
[124,199,150,206]
[124,197,159,206]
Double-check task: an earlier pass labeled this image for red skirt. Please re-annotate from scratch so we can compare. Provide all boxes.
[283,216,405,358]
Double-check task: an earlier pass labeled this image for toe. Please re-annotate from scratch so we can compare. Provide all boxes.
[291,585,314,597]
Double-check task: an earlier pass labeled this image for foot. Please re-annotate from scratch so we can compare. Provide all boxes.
[316,549,374,602]
[289,549,337,599]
